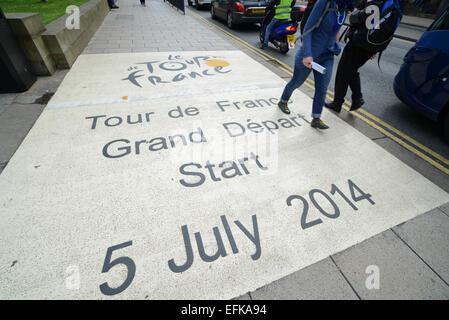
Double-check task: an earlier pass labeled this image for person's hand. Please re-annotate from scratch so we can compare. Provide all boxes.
[303,56,313,68]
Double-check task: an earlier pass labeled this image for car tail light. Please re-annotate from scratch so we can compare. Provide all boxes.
[404,46,440,63]
[235,2,245,12]
[285,25,297,31]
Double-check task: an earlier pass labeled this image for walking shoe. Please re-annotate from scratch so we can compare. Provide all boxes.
[311,118,329,129]
[278,101,291,114]
[260,43,268,50]
[111,5,119,9]
[350,98,365,111]
[324,101,342,113]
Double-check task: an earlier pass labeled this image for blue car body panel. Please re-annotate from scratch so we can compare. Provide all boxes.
[393,9,449,122]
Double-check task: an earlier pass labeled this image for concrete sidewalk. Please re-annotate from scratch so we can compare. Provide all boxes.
[0,0,448,300]
[401,14,434,29]
[84,0,236,54]
[83,0,449,300]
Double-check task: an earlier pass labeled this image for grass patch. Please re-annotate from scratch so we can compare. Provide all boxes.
[0,0,91,24]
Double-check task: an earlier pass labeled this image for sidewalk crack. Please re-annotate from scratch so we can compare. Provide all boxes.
[391,228,449,287]
[437,207,449,218]
[330,256,362,300]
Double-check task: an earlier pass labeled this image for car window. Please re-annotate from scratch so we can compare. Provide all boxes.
[429,8,449,31]
[241,0,269,4]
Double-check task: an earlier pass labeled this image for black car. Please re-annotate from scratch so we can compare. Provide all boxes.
[210,0,270,28]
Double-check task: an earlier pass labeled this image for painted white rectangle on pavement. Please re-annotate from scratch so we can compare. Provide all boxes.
[46,51,285,110]
[0,52,448,299]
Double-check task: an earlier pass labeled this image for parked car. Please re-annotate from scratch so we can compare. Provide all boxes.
[210,0,304,29]
[188,0,212,9]
[393,5,449,142]
[210,0,270,28]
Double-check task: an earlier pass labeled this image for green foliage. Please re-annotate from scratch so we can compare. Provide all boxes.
[0,0,91,24]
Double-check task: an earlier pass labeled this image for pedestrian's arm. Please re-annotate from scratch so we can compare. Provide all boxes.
[302,0,327,59]
[349,7,367,26]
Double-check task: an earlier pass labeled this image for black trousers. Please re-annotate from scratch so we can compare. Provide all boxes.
[333,40,374,105]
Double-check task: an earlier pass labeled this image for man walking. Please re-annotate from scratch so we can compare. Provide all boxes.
[261,0,296,49]
[325,0,402,112]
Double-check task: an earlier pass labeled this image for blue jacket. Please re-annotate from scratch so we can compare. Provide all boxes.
[298,0,347,59]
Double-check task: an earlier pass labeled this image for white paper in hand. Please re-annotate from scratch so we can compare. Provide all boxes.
[311,62,327,74]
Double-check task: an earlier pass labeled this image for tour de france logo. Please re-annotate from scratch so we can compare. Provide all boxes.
[122,54,232,88]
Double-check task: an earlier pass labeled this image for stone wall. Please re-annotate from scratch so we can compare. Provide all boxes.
[5,0,109,76]
[42,0,110,69]
[5,13,56,76]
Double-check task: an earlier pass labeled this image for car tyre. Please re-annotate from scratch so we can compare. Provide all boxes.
[188,0,192,6]
[227,12,235,29]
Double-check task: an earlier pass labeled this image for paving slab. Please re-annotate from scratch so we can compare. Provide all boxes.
[0,50,448,299]
[393,208,449,284]
[233,293,252,300]
[0,94,17,116]
[332,229,449,300]
[251,258,358,300]
[0,103,46,166]
[84,1,237,54]
[439,202,449,217]
[374,137,449,193]
[45,51,285,110]
[335,112,386,141]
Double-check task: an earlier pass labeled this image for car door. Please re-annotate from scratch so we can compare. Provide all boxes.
[223,0,234,19]
[413,7,449,115]
[216,0,229,19]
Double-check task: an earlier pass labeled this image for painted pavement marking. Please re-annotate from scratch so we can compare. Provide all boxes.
[0,51,448,299]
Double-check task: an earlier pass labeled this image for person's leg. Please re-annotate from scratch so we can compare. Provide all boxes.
[348,50,373,110]
[333,42,358,107]
[279,53,311,114]
[311,54,334,128]
[349,71,362,101]
[108,0,118,8]
[264,18,278,46]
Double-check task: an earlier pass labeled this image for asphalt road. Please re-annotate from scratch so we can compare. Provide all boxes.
[187,4,449,174]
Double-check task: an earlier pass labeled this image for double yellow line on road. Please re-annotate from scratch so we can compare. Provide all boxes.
[188,9,449,175]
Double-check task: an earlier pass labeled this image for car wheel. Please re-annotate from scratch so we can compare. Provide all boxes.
[227,12,235,29]
[196,1,201,10]
[211,5,216,19]
[188,0,192,6]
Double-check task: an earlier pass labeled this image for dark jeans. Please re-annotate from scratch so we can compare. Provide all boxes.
[281,52,335,118]
[333,40,373,105]
[107,0,115,7]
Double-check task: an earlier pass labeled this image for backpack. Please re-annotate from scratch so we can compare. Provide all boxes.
[351,0,403,53]
[300,0,318,35]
